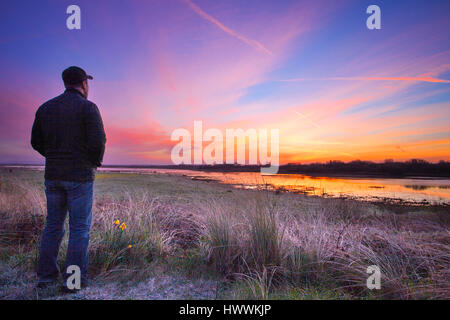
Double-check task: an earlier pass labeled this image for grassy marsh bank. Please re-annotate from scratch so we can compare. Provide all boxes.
[0,168,448,299]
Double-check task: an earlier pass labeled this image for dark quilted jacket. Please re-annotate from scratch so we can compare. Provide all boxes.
[31,88,106,182]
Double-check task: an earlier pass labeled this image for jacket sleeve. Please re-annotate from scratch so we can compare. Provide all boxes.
[31,109,46,157]
[85,102,106,167]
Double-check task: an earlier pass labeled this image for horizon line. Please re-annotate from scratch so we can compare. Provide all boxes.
[1,159,449,167]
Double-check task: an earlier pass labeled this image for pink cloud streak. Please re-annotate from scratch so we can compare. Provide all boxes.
[182,0,273,55]
[278,76,450,83]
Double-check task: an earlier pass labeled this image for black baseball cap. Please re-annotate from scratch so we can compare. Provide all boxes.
[62,66,93,86]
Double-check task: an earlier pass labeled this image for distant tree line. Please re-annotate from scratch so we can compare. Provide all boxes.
[103,159,450,177]
[279,159,450,177]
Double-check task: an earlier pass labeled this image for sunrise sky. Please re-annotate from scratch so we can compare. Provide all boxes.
[1,0,449,165]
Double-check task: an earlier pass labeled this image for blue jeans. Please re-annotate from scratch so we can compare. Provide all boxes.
[37,180,93,285]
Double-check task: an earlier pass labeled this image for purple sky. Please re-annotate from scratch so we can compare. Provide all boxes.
[1,0,449,165]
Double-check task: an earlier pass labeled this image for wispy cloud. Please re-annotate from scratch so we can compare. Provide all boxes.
[182,0,273,55]
[277,76,450,83]
[294,111,321,129]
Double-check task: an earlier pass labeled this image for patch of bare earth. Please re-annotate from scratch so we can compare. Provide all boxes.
[54,276,218,300]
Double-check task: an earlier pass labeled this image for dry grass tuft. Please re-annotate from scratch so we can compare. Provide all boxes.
[0,172,448,299]
[199,192,450,299]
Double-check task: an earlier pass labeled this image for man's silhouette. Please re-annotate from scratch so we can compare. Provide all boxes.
[31,66,106,291]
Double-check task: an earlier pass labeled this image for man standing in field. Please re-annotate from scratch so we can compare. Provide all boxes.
[31,66,106,291]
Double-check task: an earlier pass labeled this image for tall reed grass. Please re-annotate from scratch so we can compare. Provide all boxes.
[199,191,449,299]
[1,174,448,299]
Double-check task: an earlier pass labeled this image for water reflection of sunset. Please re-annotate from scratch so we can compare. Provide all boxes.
[94,167,450,204]
[186,171,450,204]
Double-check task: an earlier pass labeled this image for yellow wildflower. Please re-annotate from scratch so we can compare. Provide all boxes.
[120,222,127,231]
[128,244,132,249]
[114,219,120,225]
